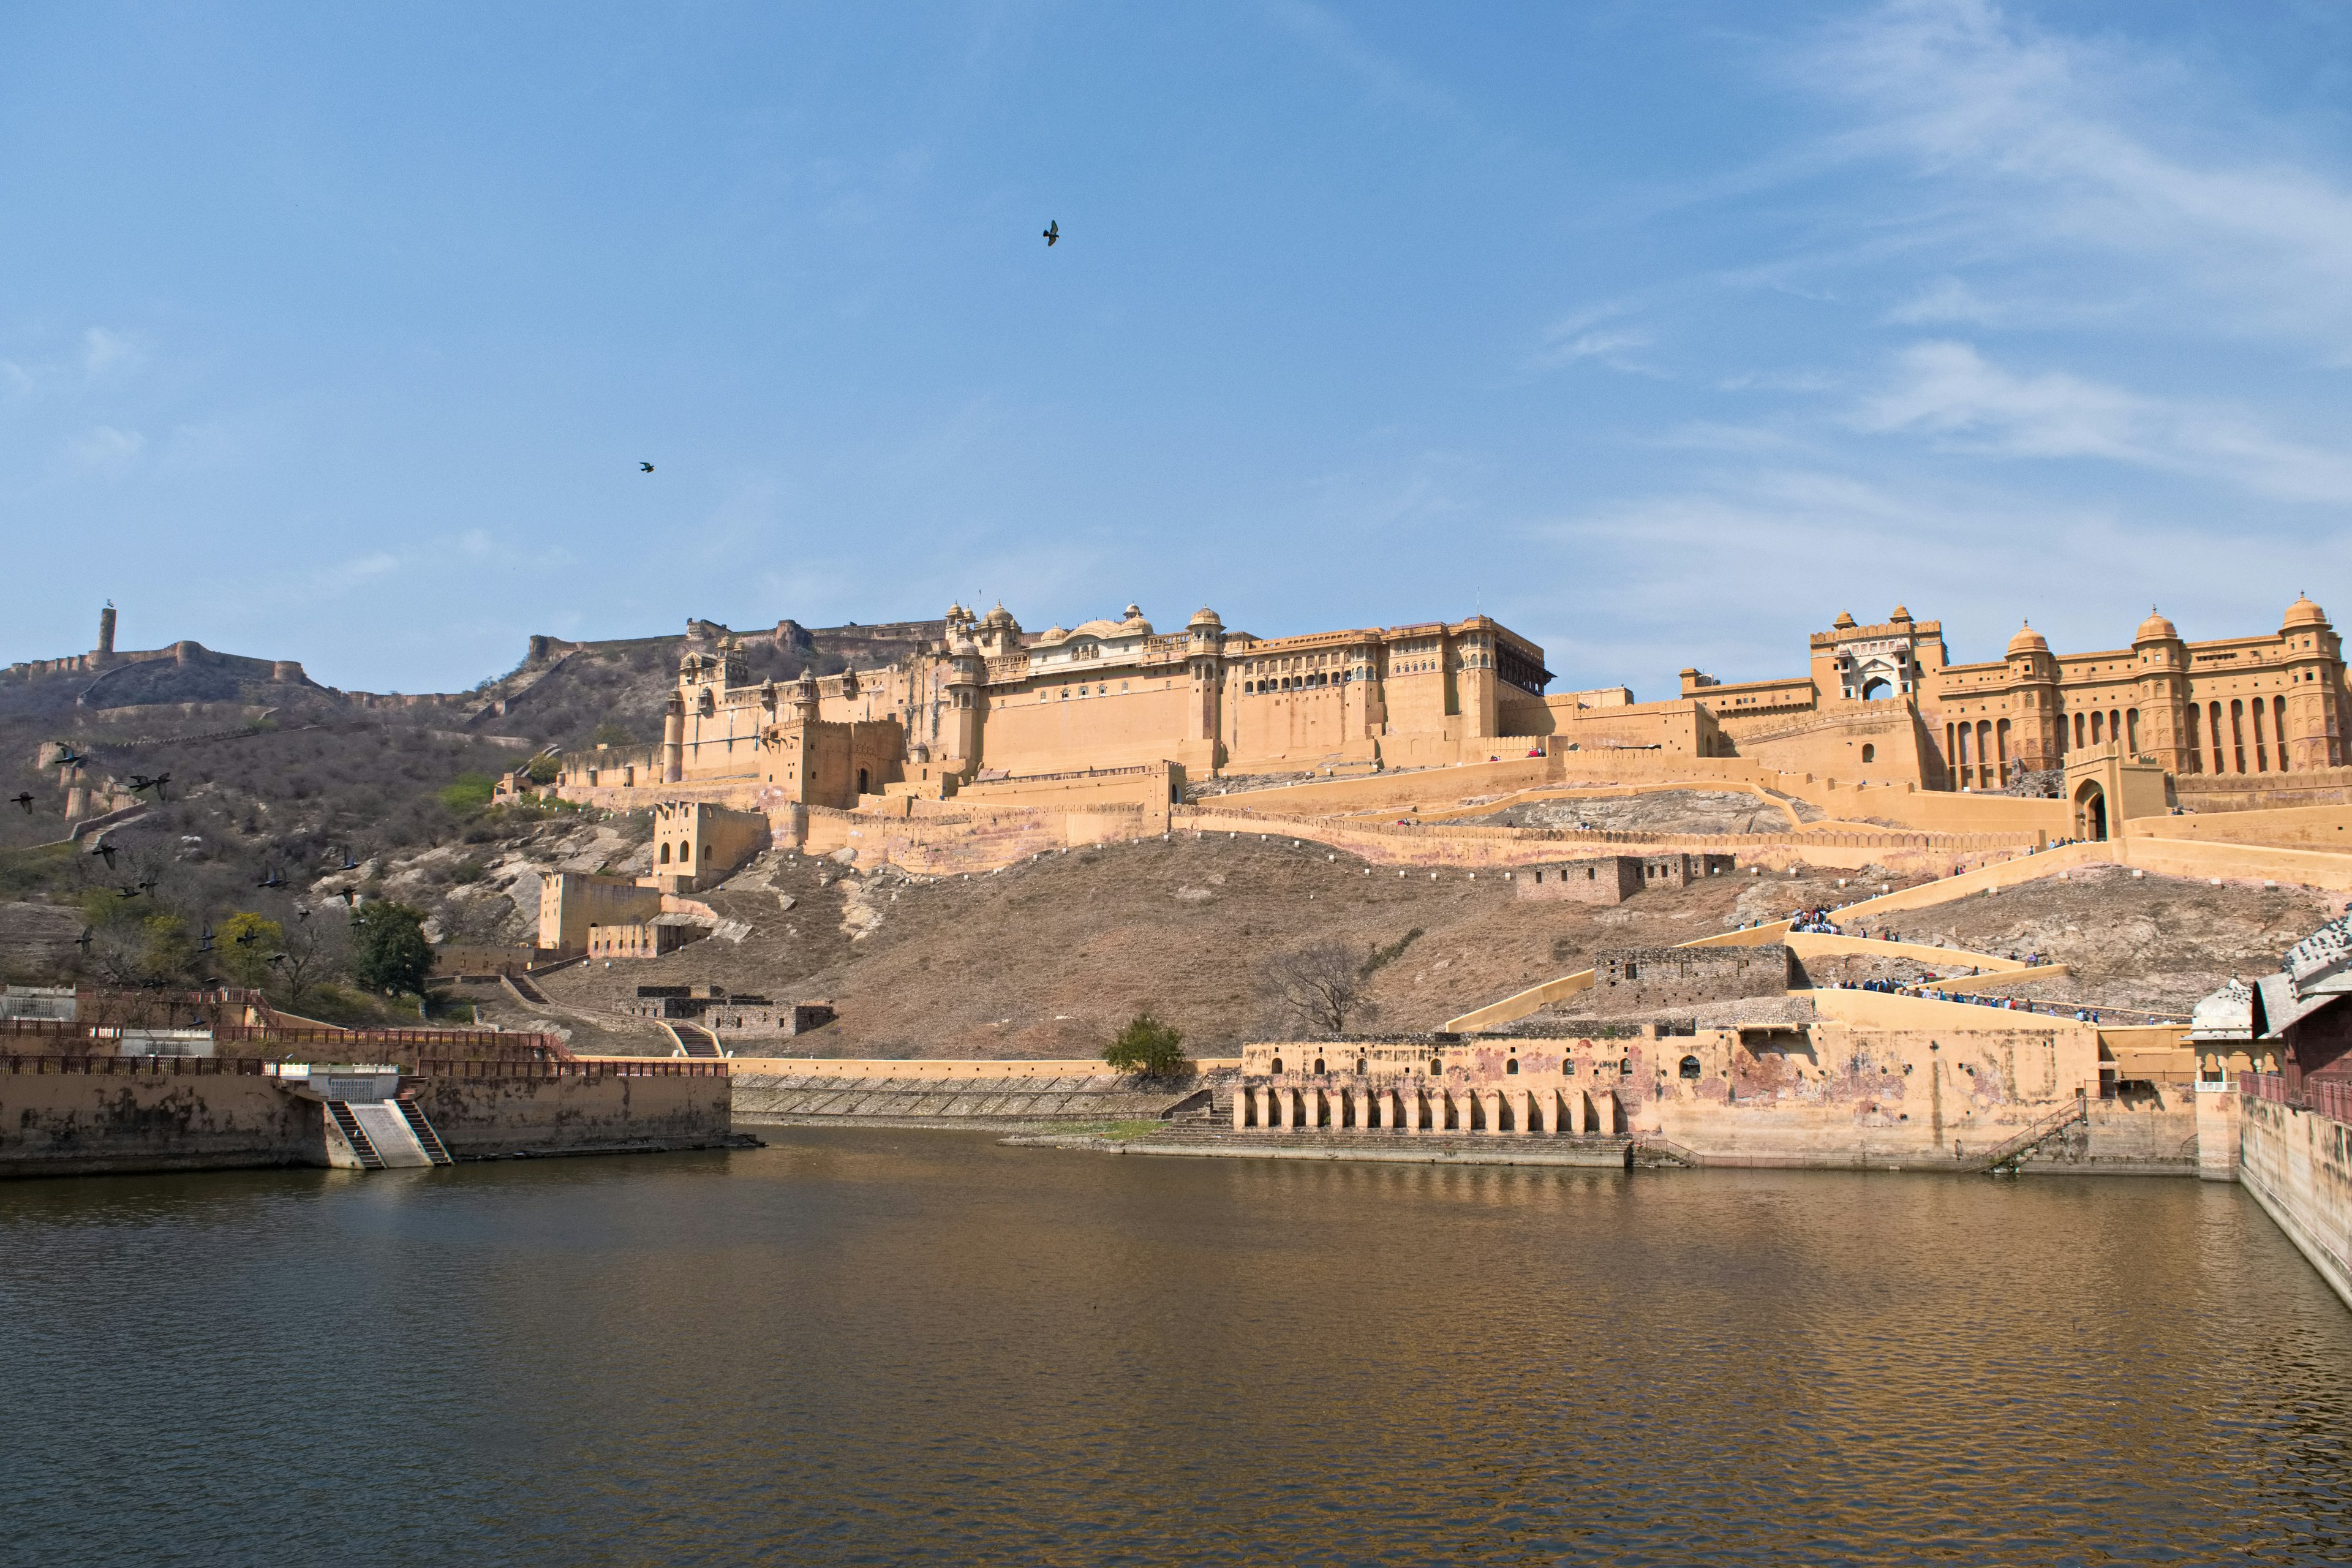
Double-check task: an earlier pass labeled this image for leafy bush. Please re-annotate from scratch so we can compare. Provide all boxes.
[217,911,284,989]
[438,774,499,814]
[1103,1011,1190,1079]
[350,900,434,996]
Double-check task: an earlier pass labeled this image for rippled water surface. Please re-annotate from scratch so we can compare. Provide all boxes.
[6,1132,2352,1564]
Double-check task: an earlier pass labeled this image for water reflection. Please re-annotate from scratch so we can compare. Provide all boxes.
[3,1131,2349,1564]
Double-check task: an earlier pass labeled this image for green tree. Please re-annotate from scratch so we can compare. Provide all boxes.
[1104,1011,1190,1080]
[216,911,284,989]
[349,900,434,997]
[438,773,498,814]
[138,914,194,984]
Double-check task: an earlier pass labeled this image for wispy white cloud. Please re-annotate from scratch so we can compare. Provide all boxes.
[1856,340,2352,503]
[1883,276,2007,325]
[1519,462,2346,692]
[69,425,145,471]
[81,327,143,379]
[1814,0,2352,353]
[314,552,399,594]
[1532,304,1669,377]
[1267,1,1458,118]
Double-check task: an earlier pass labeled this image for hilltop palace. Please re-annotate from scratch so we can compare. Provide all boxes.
[549,595,2346,815]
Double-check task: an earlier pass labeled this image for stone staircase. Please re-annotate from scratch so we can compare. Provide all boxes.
[396,1098,454,1165]
[1970,1092,2091,1174]
[327,1101,385,1169]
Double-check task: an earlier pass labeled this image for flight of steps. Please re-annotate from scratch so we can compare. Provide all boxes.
[397,1099,455,1165]
[668,1022,723,1059]
[327,1098,455,1169]
[328,1101,386,1169]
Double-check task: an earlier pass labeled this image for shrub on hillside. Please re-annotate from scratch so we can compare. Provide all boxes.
[1103,1011,1190,1079]
[350,900,434,997]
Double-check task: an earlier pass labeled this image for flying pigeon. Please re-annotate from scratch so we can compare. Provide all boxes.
[1043,220,1058,246]
[76,927,92,952]
[640,462,655,473]
[91,843,116,868]
[258,868,285,889]
[12,793,32,812]
[53,747,83,769]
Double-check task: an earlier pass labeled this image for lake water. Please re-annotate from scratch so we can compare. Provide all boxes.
[5,1130,2351,1566]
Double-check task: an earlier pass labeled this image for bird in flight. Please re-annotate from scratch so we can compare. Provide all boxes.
[1043,220,1059,246]
[52,746,83,769]
[641,462,655,473]
[10,793,31,812]
[258,867,286,889]
[90,842,116,869]
[129,772,170,801]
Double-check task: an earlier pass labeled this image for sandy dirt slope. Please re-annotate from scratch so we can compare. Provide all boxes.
[507,847,2335,1055]
[525,837,1805,1057]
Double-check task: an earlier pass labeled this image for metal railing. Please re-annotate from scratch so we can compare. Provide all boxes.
[1970,1091,2090,1174]
[2,1055,269,1076]
[1,1054,725,1080]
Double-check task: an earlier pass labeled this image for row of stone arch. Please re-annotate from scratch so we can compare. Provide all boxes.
[1236,1083,1621,1136]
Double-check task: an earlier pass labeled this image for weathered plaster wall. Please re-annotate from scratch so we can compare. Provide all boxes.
[0,1069,319,1175]
[409,1074,733,1157]
[2239,1098,2352,1310]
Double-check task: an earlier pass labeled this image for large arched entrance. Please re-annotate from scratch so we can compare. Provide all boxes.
[2073,780,2108,842]
[1861,676,1891,701]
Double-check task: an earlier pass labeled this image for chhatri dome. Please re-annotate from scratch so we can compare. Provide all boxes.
[2006,621,2049,657]
[2283,594,2330,631]
[2136,607,2179,643]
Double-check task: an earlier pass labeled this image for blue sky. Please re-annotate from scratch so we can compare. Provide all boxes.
[5,1,2350,697]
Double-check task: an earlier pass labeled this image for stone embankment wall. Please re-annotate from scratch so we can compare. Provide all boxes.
[0,1061,736,1177]
[2239,1096,2352,1309]
[408,1073,734,1158]
[0,1065,317,1176]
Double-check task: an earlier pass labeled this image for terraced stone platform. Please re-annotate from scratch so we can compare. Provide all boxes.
[732,1071,1210,1125]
